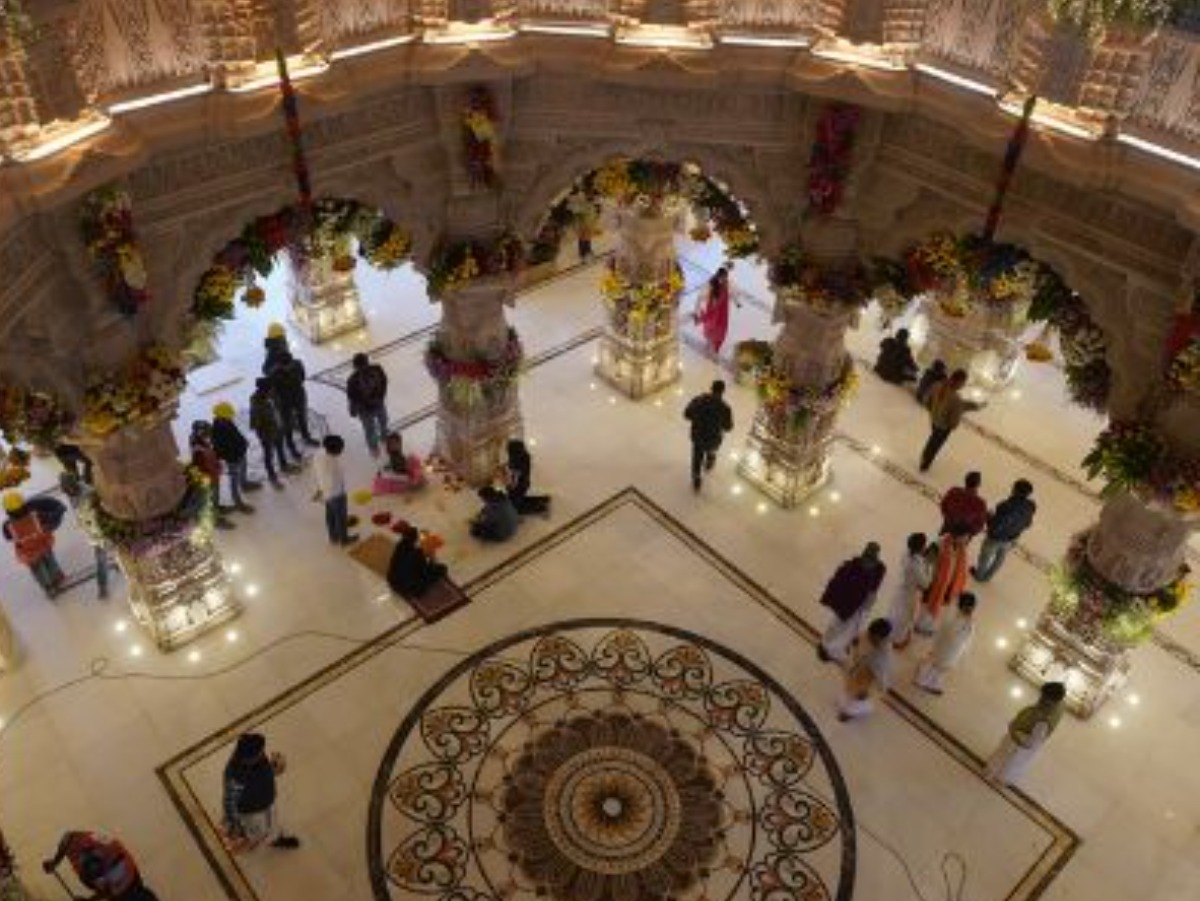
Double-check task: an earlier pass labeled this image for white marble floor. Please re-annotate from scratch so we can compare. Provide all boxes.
[2,242,1198,901]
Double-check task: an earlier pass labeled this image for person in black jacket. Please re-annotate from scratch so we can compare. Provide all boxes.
[387,524,448,599]
[211,403,261,510]
[683,380,733,491]
[249,378,300,487]
[971,479,1036,582]
[505,439,550,516]
[222,733,300,851]
[268,351,319,448]
[346,353,390,458]
[874,329,919,384]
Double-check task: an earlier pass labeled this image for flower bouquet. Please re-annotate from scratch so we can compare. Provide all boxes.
[757,359,857,434]
[0,447,31,490]
[771,248,869,312]
[1083,421,1200,513]
[82,345,186,437]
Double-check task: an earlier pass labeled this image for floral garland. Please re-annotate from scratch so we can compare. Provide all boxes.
[1082,421,1200,514]
[734,339,773,372]
[83,465,213,555]
[1166,338,1200,396]
[757,359,857,434]
[770,247,869,312]
[193,199,411,321]
[0,446,31,490]
[1027,277,1112,412]
[425,329,524,411]
[462,86,499,189]
[600,265,684,332]
[1049,531,1190,649]
[901,232,1043,316]
[82,345,186,437]
[427,233,524,298]
[574,159,759,259]
[0,382,74,450]
[80,185,150,316]
[807,103,860,217]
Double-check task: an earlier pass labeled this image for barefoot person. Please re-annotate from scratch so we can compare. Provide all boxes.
[886,533,933,650]
[838,618,894,722]
[986,682,1067,786]
[818,542,886,663]
[914,592,977,695]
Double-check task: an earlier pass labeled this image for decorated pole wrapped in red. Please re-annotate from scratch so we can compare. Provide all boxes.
[275,49,313,216]
[983,94,1037,242]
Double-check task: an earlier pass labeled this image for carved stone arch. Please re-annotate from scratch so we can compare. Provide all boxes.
[504,135,782,257]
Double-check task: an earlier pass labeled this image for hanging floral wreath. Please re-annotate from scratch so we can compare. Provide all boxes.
[807,103,860,217]
[427,233,524,298]
[82,465,214,555]
[462,86,499,189]
[0,382,75,450]
[600,265,684,333]
[82,345,186,438]
[770,247,869,312]
[192,199,412,322]
[425,328,524,411]
[81,185,151,316]
[1027,276,1113,412]
[757,359,858,434]
[1083,421,1200,514]
[1049,531,1190,650]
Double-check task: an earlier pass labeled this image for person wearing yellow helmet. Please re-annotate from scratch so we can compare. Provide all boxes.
[3,490,66,598]
[210,402,261,510]
[264,322,289,375]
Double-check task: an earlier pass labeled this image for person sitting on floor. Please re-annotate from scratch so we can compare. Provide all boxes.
[470,486,519,543]
[373,432,426,496]
[387,524,448,599]
[506,439,550,516]
[874,328,919,384]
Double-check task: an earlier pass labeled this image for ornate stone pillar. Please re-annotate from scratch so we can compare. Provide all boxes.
[594,206,683,399]
[1012,491,1194,717]
[287,243,366,344]
[739,292,857,507]
[914,295,1028,393]
[430,278,524,485]
[77,411,240,651]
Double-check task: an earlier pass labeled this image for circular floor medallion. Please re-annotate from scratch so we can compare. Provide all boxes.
[369,619,854,901]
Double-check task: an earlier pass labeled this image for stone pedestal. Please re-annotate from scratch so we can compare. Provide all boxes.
[1012,493,1194,717]
[914,295,1027,393]
[79,415,240,651]
[595,208,682,400]
[288,252,366,344]
[432,279,524,485]
[739,297,856,508]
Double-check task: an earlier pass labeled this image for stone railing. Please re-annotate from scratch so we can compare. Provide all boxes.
[2,0,1200,159]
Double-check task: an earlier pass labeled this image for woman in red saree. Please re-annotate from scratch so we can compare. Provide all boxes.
[695,267,733,356]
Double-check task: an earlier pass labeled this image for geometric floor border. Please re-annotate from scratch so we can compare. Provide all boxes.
[156,486,1079,901]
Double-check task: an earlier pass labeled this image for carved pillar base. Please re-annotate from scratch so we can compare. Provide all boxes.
[118,528,241,651]
[738,407,835,508]
[595,317,681,400]
[288,256,366,344]
[434,387,522,486]
[1011,610,1130,719]
[914,297,1025,393]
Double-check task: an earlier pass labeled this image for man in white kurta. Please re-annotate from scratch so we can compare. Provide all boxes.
[837,618,894,721]
[914,591,976,695]
[887,533,934,649]
[985,681,1067,786]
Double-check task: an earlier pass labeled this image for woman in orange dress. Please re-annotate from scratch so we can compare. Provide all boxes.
[916,527,970,636]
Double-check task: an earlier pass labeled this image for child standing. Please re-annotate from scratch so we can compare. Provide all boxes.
[914,592,978,696]
[312,435,357,546]
[837,618,894,722]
